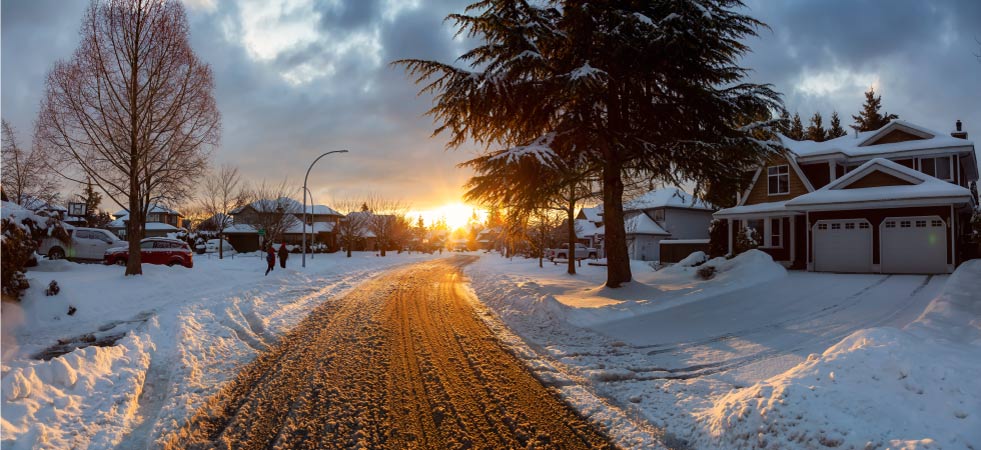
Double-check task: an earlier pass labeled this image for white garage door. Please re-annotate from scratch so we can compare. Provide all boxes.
[813,219,872,273]
[880,216,947,274]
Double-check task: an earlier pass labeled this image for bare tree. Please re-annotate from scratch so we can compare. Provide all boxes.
[35,0,219,275]
[198,165,245,259]
[527,209,561,268]
[363,196,410,257]
[333,199,369,257]
[2,119,60,208]
[239,179,300,247]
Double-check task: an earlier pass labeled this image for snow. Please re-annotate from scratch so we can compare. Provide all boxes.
[780,120,974,159]
[466,251,972,448]
[786,157,973,208]
[112,204,180,219]
[714,200,791,218]
[143,222,178,231]
[567,62,607,80]
[575,218,601,238]
[661,238,710,244]
[624,187,715,211]
[578,205,603,224]
[488,133,559,167]
[624,212,669,235]
[1,252,441,449]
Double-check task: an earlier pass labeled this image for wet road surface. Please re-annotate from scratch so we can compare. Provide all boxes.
[163,256,612,450]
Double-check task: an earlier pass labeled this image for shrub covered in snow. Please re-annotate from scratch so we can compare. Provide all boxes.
[695,265,717,280]
[677,250,708,268]
[1,201,69,299]
[734,226,758,255]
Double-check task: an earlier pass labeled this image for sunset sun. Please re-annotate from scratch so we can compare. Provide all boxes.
[414,202,483,230]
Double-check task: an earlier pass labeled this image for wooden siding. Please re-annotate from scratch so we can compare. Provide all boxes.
[866,129,925,145]
[842,170,915,189]
[743,156,810,205]
[799,163,830,189]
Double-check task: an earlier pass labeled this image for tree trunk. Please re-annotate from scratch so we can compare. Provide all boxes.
[603,153,630,288]
[566,190,577,276]
[218,234,224,259]
[125,183,142,276]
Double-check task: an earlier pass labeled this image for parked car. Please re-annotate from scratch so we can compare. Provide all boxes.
[103,237,193,268]
[203,238,235,254]
[546,243,598,261]
[38,227,126,261]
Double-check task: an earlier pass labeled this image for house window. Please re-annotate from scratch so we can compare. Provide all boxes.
[769,218,782,247]
[768,165,790,195]
[653,209,665,223]
[918,156,954,182]
[931,219,943,227]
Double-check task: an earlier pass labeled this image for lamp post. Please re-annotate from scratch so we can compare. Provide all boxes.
[302,186,316,260]
[303,150,348,268]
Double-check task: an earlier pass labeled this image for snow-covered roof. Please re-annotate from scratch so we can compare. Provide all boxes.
[713,201,794,218]
[575,219,600,238]
[106,218,126,228]
[779,120,974,160]
[233,197,343,217]
[283,221,336,234]
[145,222,178,231]
[114,204,181,218]
[785,158,974,209]
[222,223,258,234]
[624,187,715,211]
[578,206,603,224]
[624,212,669,235]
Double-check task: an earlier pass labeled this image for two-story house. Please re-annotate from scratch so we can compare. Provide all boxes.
[108,204,183,238]
[714,120,978,274]
[225,197,345,252]
[576,187,716,261]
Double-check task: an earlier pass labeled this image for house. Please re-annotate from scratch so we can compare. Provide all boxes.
[577,187,716,261]
[225,197,344,253]
[714,119,978,274]
[108,204,183,238]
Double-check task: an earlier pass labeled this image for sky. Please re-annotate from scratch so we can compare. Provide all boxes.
[2,0,980,220]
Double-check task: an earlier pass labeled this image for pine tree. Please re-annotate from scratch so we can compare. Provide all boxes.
[787,112,805,140]
[806,112,827,142]
[777,110,791,136]
[399,0,783,288]
[80,178,103,226]
[827,111,847,138]
[852,87,898,132]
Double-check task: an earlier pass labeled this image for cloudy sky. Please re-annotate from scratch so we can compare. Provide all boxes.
[3,0,980,216]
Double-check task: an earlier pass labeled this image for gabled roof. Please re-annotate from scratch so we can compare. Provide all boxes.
[574,218,600,238]
[779,120,974,160]
[230,197,343,216]
[785,158,973,209]
[578,206,603,223]
[624,187,715,211]
[114,204,181,218]
[624,212,670,235]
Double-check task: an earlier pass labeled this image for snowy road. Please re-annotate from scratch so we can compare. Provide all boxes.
[162,256,612,450]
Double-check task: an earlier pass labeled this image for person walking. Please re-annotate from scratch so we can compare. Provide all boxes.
[278,243,289,269]
[265,244,276,276]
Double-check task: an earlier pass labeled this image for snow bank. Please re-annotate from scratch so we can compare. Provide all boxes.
[696,260,981,449]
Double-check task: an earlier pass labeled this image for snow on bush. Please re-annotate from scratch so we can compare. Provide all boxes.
[695,260,981,449]
[676,250,707,267]
[1,201,69,299]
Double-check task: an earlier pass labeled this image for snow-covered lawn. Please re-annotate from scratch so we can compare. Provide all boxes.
[466,251,980,449]
[1,251,440,449]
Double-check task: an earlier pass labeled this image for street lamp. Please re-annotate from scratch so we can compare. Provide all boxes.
[302,186,316,260]
[303,149,348,268]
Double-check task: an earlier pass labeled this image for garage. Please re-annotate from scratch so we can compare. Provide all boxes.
[880,216,948,274]
[812,219,872,273]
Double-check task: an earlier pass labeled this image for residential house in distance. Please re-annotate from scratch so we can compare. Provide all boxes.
[576,187,716,261]
[714,120,977,274]
[108,204,183,238]
[225,197,344,252]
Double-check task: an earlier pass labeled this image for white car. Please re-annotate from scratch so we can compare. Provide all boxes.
[205,238,236,254]
[546,243,598,261]
[39,227,127,261]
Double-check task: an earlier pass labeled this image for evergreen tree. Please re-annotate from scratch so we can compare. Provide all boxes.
[399,0,783,288]
[852,87,898,132]
[80,178,103,226]
[787,112,805,140]
[776,110,791,136]
[827,111,847,138]
[806,112,827,142]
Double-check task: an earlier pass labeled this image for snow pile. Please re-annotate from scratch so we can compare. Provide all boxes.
[675,250,707,267]
[1,331,154,449]
[696,260,981,449]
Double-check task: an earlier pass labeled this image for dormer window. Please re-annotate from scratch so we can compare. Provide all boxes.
[917,156,953,182]
[767,165,790,195]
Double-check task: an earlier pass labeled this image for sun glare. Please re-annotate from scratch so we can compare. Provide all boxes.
[413,203,483,230]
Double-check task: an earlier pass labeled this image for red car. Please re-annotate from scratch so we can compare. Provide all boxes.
[104,237,194,268]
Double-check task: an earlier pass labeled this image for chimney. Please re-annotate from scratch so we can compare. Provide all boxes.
[951,120,968,139]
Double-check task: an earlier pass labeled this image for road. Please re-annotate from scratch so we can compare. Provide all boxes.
[163,256,612,450]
